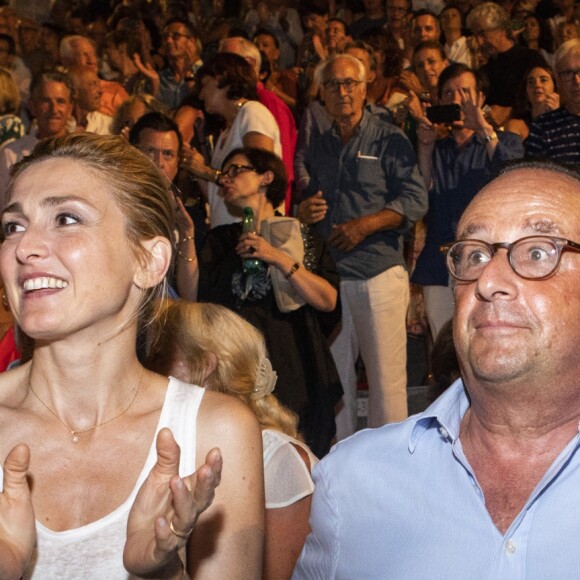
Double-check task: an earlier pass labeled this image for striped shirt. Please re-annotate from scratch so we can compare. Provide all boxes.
[525,107,580,163]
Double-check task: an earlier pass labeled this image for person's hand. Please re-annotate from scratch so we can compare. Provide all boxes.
[460,89,488,132]
[124,428,222,578]
[180,144,211,181]
[407,90,425,122]
[173,194,195,240]
[236,232,284,266]
[312,34,328,61]
[417,116,438,149]
[0,444,36,580]
[398,70,423,96]
[133,53,160,96]
[327,218,369,252]
[297,191,327,224]
[542,91,560,113]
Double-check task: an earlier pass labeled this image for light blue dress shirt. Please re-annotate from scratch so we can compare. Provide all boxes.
[293,380,580,579]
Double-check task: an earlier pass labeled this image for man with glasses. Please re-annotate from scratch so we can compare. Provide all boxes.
[300,54,427,440]
[158,19,202,109]
[466,2,545,128]
[526,39,580,163]
[294,159,580,578]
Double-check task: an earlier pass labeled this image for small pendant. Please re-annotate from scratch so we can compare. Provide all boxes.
[71,431,79,444]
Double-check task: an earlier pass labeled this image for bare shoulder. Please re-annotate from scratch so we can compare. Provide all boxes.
[196,391,262,462]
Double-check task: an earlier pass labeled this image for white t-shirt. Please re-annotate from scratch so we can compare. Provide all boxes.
[262,429,318,509]
[0,378,204,579]
[208,100,282,229]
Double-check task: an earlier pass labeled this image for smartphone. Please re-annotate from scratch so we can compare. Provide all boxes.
[426,104,461,124]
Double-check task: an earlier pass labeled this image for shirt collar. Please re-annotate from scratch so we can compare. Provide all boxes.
[408,379,470,452]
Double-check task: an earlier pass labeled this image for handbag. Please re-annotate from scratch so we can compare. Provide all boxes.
[260,216,306,313]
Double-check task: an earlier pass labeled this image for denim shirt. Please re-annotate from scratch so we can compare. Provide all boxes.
[294,380,580,579]
[304,110,428,280]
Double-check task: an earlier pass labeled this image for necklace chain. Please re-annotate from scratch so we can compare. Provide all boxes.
[29,369,144,444]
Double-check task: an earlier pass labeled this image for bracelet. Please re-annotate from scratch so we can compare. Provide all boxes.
[177,249,196,263]
[179,235,194,245]
[214,169,222,183]
[285,262,300,279]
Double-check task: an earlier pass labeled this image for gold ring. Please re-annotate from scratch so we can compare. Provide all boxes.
[169,520,190,539]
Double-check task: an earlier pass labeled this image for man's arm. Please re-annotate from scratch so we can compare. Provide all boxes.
[327,209,404,253]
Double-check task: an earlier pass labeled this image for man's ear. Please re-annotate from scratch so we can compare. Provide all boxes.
[134,236,173,289]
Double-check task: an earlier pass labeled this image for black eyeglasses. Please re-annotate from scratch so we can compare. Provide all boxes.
[322,78,364,93]
[218,164,256,183]
[163,32,191,41]
[558,68,580,83]
[441,235,580,282]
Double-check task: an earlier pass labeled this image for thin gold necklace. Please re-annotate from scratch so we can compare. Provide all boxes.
[29,369,144,444]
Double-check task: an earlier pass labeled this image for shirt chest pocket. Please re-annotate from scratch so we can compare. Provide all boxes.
[355,156,381,188]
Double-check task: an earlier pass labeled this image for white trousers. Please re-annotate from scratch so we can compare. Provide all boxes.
[422,283,454,341]
[332,266,410,440]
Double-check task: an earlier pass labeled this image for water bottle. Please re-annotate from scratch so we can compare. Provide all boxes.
[242,207,262,274]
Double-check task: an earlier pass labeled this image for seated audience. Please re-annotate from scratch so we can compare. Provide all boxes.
[505,63,560,141]
[180,52,282,228]
[175,146,342,456]
[526,39,580,162]
[147,301,318,580]
[69,67,113,134]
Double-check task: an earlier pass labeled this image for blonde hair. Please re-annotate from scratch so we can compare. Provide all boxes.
[5,133,175,326]
[148,301,300,438]
[0,67,20,115]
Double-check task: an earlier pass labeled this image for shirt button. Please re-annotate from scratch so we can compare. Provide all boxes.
[505,540,516,555]
[439,427,449,439]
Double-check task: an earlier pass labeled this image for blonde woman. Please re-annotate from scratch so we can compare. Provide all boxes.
[147,301,318,580]
[0,133,263,579]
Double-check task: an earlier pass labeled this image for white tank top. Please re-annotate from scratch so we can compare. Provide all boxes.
[0,377,204,579]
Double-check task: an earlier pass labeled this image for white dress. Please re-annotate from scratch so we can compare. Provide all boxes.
[262,429,318,509]
[207,100,282,228]
[0,377,204,579]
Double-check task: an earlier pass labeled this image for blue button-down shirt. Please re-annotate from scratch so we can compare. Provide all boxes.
[294,380,580,579]
[304,110,428,280]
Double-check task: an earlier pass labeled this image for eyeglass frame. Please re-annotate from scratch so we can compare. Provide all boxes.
[322,78,364,93]
[217,164,257,184]
[163,31,192,41]
[558,68,580,83]
[440,235,580,282]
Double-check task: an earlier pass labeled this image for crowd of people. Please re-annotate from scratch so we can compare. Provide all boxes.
[0,0,578,577]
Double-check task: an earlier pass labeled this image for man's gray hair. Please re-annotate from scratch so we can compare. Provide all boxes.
[219,36,261,75]
[555,39,580,71]
[466,2,511,35]
[315,53,367,86]
[60,35,92,66]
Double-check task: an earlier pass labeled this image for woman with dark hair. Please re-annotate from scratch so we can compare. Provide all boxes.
[505,63,559,141]
[176,147,342,457]
[180,53,282,228]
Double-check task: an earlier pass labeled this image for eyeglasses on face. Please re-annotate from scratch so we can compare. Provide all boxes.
[441,235,580,282]
[558,68,580,83]
[218,164,256,183]
[322,78,364,93]
[163,31,191,41]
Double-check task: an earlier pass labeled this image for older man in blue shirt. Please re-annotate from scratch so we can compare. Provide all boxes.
[301,54,428,439]
[294,159,580,579]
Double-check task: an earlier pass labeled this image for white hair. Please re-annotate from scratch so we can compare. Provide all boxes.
[555,39,580,71]
[315,53,367,86]
[219,36,261,75]
[60,35,93,66]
